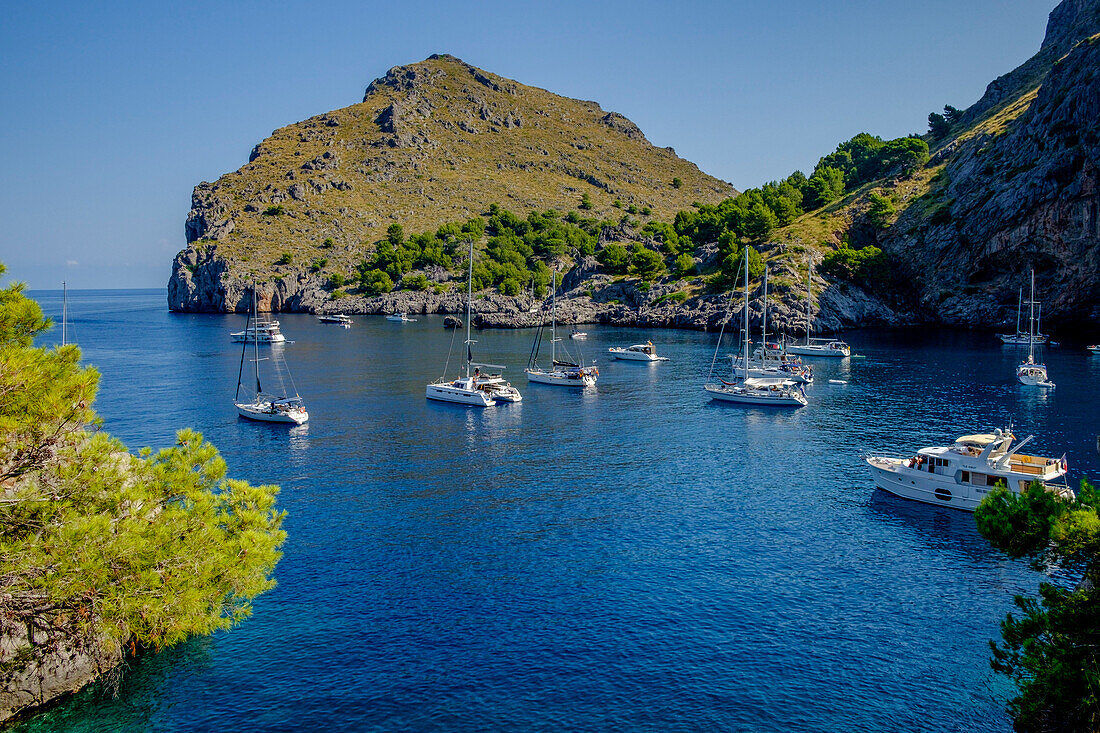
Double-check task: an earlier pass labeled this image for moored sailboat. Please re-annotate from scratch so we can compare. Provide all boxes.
[234,288,308,424]
[785,254,849,358]
[525,271,598,387]
[1016,268,1054,388]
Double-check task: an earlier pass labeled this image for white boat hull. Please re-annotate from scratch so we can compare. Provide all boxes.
[609,350,660,361]
[866,457,992,511]
[231,333,286,344]
[426,383,495,406]
[786,344,848,358]
[703,383,806,407]
[525,368,596,387]
[1016,365,1054,387]
[235,402,308,424]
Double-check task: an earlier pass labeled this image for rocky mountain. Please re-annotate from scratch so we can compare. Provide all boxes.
[169,54,734,313]
[169,0,1100,337]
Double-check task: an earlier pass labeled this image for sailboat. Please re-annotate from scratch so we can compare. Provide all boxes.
[730,265,813,383]
[999,285,1048,344]
[525,270,598,387]
[786,254,850,358]
[1016,268,1054,388]
[426,240,521,406]
[704,255,807,407]
[234,287,309,424]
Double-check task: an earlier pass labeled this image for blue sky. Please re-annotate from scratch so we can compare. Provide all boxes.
[0,0,1056,289]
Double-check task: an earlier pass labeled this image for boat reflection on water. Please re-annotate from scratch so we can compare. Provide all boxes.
[866,490,1000,563]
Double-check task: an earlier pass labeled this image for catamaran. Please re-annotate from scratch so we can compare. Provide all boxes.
[234,288,308,424]
[704,255,807,407]
[1016,268,1054,388]
[427,241,520,406]
[866,426,1072,511]
[786,254,850,358]
[526,271,598,387]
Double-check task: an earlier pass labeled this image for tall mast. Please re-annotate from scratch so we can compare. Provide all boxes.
[762,265,769,356]
[61,280,67,346]
[551,269,558,365]
[1028,268,1036,361]
[1015,287,1022,336]
[743,251,750,376]
[464,239,475,378]
[805,254,812,343]
[253,286,261,395]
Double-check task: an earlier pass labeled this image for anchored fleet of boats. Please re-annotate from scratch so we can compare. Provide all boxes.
[219,257,1087,515]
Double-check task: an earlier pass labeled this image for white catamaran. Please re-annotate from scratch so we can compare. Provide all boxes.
[786,254,850,358]
[1016,268,1054,388]
[426,240,521,406]
[526,271,598,387]
[704,255,808,407]
[234,288,308,424]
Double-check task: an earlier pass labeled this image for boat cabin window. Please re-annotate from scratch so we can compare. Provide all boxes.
[985,475,1002,487]
[960,470,970,483]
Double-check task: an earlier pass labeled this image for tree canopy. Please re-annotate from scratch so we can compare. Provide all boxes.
[975,480,1100,731]
[0,263,285,667]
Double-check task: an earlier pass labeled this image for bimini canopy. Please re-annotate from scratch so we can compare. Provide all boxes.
[955,434,999,447]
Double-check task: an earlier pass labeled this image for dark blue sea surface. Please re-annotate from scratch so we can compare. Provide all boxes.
[18,289,1100,732]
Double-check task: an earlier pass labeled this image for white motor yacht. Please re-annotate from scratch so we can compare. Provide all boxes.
[387,312,417,322]
[1088,344,1100,355]
[608,341,666,362]
[319,313,353,325]
[231,318,286,343]
[866,427,1072,511]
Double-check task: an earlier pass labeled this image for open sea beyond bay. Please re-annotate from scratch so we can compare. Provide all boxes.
[17,288,1100,732]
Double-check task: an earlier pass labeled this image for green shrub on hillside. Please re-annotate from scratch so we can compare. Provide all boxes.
[821,244,888,287]
[360,268,394,295]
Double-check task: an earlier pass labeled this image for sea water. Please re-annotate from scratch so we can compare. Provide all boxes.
[16,289,1100,732]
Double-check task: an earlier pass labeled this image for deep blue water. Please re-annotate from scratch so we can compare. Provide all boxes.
[16,289,1100,732]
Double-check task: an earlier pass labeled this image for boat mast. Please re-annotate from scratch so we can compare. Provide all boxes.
[61,280,67,346]
[465,238,474,379]
[551,269,557,365]
[253,286,262,395]
[1028,268,1036,361]
[743,252,750,378]
[762,265,769,358]
[1015,286,1022,336]
[805,253,812,344]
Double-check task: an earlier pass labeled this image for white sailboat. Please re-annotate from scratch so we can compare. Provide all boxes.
[730,266,813,383]
[1016,268,1054,388]
[704,255,807,407]
[999,286,1048,344]
[427,241,520,406]
[234,288,308,424]
[785,254,850,358]
[525,271,598,387]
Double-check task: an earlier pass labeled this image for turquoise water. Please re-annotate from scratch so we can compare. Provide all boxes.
[16,289,1100,732]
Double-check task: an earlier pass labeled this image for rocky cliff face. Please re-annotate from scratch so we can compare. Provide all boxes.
[883,30,1100,328]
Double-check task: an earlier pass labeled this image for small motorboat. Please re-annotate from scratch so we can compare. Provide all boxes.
[387,312,417,322]
[608,341,666,362]
[570,329,588,340]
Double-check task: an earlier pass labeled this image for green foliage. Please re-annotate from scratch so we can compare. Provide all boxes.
[653,290,689,305]
[943,105,963,124]
[579,192,593,210]
[0,265,284,656]
[674,253,696,277]
[612,199,623,209]
[262,205,284,216]
[359,268,394,295]
[386,223,404,247]
[821,245,888,286]
[672,177,683,189]
[867,192,896,228]
[401,273,429,291]
[597,243,630,274]
[309,257,328,272]
[805,166,846,209]
[499,278,521,296]
[719,245,763,285]
[275,252,293,266]
[320,238,335,249]
[331,289,347,299]
[629,244,665,279]
[928,111,952,139]
[975,481,1100,731]
[327,272,346,289]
